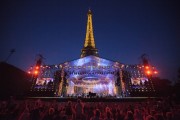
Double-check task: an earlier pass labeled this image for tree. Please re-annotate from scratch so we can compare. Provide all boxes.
[152,77,172,97]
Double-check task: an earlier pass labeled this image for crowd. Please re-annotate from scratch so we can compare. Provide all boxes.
[0,97,179,120]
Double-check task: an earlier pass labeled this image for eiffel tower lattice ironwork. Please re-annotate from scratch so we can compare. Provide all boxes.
[81,9,99,58]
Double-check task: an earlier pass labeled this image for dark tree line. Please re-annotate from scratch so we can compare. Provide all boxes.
[151,67,180,101]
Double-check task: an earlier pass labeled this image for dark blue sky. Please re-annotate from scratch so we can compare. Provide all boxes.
[0,0,180,81]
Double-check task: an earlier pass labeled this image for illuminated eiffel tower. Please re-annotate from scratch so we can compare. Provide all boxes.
[81,9,99,58]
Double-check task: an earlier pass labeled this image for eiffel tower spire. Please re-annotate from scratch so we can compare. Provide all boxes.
[84,9,95,48]
[81,9,98,58]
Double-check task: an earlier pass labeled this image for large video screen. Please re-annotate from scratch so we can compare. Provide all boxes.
[131,77,148,86]
[36,78,54,85]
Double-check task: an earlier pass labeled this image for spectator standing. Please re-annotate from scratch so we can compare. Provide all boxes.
[65,101,74,120]
[75,99,84,119]
[90,109,102,120]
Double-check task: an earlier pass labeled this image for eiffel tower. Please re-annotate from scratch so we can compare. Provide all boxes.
[81,9,99,58]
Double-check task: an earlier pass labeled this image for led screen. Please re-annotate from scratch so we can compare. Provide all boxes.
[131,77,148,86]
[36,78,54,85]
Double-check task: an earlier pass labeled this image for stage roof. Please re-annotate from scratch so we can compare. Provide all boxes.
[62,55,122,70]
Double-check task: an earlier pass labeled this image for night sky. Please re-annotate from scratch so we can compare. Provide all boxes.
[0,0,180,81]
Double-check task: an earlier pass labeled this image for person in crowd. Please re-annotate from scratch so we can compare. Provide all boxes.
[65,101,74,120]
[42,107,55,120]
[104,110,113,120]
[90,109,102,120]
[18,105,30,120]
[115,108,124,120]
[134,108,143,120]
[145,115,155,120]
[165,112,173,120]
[75,99,84,120]
[29,101,41,120]
[124,111,134,120]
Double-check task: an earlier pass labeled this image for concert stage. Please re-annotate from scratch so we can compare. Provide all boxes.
[28,10,158,98]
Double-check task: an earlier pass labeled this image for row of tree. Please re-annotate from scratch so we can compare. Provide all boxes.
[151,68,180,100]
